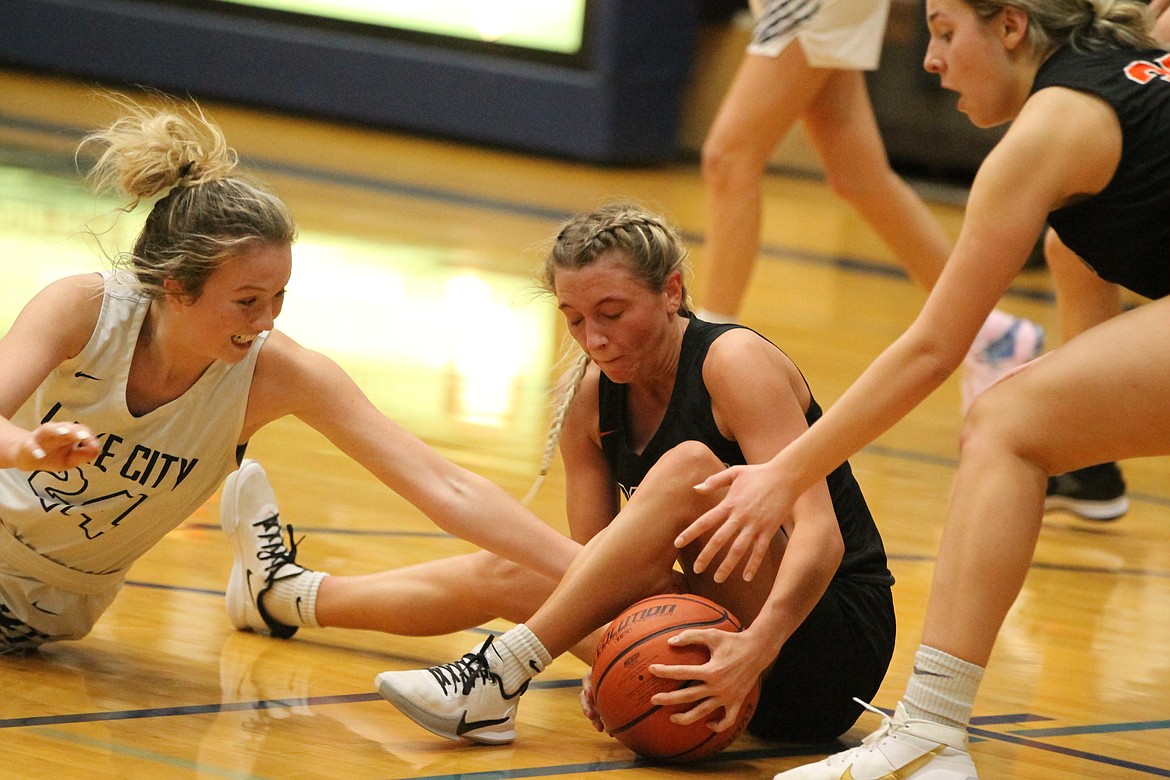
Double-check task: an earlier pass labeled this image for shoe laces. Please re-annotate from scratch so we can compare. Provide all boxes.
[857,699,903,748]
[426,636,501,696]
[251,514,303,585]
[819,699,902,767]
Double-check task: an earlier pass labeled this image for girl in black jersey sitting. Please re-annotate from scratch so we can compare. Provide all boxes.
[375,203,896,747]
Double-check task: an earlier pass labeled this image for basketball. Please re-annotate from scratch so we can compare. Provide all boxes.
[591,593,761,762]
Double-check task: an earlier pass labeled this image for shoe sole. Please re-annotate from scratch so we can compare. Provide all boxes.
[1044,494,1129,521]
[221,462,297,638]
[374,673,516,745]
[221,466,253,631]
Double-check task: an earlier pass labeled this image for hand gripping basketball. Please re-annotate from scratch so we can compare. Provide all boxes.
[590,594,761,762]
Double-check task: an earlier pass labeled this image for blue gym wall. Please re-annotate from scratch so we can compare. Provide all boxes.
[0,0,698,164]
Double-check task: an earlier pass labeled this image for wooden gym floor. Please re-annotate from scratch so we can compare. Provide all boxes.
[1,68,1168,779]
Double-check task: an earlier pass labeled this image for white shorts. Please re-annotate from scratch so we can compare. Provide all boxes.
[748,0,891,70]
[0,567,120,651]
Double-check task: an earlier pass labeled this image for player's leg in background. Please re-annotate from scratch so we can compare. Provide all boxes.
[1043,227,1129,520]
[697,43,832,322]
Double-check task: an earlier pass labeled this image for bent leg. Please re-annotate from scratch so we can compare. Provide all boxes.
[924,297,1170,665]
[1043,228,1128,517]
[527,441,741,658]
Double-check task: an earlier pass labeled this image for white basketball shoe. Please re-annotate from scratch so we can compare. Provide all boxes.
[773,702,978,780]
[375,636,527,745]
[222,459,309,639]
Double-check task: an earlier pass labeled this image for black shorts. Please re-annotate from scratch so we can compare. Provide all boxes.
[747,576,895,743]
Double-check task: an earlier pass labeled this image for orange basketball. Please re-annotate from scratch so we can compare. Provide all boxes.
[591,593,761,762]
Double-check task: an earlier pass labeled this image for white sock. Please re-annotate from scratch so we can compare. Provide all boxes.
[695,307,737,325]
[493,624,552,694]
[261,570,327,629]
[904,645,984,729]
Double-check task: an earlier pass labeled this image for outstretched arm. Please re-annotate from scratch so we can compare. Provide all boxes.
[680,88,1121,577]
[245,330,579,580]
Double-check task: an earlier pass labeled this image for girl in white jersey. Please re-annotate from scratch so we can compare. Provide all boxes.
[0,97,580,653]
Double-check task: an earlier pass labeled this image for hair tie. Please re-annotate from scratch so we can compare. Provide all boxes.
[177,160,195,181]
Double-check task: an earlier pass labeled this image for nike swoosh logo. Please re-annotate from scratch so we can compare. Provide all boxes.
[74,371,101,381]
[839,745,947,779]
[456,710,510,736]
[912,665,952,678]
[295,595,305,622]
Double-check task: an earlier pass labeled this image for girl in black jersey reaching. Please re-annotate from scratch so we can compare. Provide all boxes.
[375,203,897,747]
[671,1,1170,777]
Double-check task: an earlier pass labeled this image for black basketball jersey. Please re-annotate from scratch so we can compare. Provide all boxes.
[1035,45,1170,299]
[597,315,893,586]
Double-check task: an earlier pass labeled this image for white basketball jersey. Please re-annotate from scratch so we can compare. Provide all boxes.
[0,271,265,590]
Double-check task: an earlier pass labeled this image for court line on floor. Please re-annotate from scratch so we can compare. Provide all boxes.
[1012,719,1170,738]
[9,688,1169,777]
[968,723,1170,778]
[24,726,259,779]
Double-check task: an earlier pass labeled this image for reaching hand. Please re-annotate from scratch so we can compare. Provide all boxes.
[677,460,796,583]
[14,423,99,472]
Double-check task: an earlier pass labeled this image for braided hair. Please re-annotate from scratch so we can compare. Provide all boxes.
[523,203,691,503]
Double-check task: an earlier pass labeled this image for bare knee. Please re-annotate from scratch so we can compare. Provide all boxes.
[701,132,768,193]
[616,442,728,539]
[960,391,1052,475]
[640,441,725,495]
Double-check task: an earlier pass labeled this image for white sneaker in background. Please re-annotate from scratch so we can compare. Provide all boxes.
[961,313,1044,413]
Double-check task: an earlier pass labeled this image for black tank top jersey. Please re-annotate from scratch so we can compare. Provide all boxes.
[1034,45,1170,299]
[597,316,893,586]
